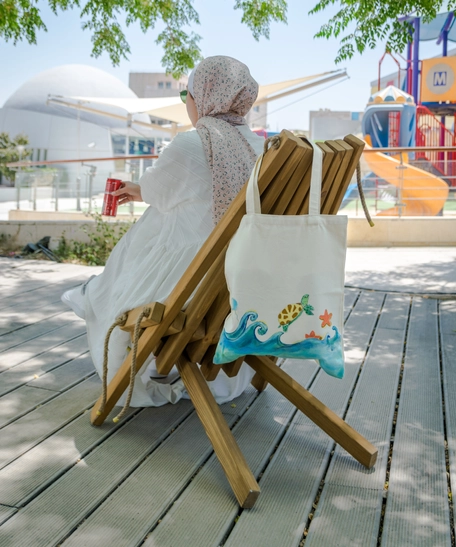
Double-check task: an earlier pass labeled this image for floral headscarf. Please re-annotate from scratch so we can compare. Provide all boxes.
[191,56,259,224]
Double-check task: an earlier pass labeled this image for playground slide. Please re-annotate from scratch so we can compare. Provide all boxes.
[363,143,449,216]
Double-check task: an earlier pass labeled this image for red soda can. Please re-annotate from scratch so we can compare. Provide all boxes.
[102,178,122,216]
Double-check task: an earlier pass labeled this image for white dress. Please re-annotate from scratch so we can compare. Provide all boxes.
[84,126,265,407]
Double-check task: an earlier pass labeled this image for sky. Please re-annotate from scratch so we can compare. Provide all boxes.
[0,0,448,131]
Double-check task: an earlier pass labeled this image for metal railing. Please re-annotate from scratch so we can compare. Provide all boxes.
[346,146,455,218]
[4,147,456,218]
[5,154,158,217]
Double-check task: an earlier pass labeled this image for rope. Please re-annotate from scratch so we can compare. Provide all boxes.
[97,312,128,417]
[263,135,281,155]
[356,162,375,227]
[112,307,151,423]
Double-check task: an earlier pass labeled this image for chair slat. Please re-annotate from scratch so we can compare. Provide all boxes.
[325,135,365,214]
[199,345,219,381]
[321,140,353,214]
[222,356,245,378]
[291,141,335,215]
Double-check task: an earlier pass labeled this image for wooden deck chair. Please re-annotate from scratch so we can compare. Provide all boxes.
[90,130,378,509]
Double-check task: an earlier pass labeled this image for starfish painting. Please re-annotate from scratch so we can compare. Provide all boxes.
[319,309,333,328]
[305,330,323,340]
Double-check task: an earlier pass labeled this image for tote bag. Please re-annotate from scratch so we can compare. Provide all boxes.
[213,142,347,379]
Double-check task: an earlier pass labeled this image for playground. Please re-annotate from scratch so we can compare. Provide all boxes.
[342,12,456,218]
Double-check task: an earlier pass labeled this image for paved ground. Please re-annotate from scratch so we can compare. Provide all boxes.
[0,250,455,546]
[345,247,456,294]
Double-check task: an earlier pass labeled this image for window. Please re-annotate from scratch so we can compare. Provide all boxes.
[166,82,171,89]
[111,135,127,155]
[253,106,260,113]
[158,82,164,89]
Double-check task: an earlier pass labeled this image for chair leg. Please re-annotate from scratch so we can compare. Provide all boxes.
[251,371,268,392]
[245,355,378,469]
[177,356,260,508]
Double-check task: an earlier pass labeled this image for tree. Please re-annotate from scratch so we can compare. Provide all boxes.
[0,133,30,185]
[1,0,454,76]
[0,0,286,77]
[310,0,456,63]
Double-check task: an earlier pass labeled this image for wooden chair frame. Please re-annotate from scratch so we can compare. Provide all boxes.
[90,130,378,509]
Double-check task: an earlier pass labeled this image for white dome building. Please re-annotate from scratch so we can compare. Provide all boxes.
[0,64,167,192]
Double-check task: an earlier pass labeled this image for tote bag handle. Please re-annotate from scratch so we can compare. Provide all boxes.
[246,141,323,216]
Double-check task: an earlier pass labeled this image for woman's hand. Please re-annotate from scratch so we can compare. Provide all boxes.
[112,181,143,205]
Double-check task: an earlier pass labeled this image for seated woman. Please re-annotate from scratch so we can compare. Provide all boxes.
[62,55,265,407]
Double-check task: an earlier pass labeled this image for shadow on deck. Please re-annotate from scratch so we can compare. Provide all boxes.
[0,257,455,546]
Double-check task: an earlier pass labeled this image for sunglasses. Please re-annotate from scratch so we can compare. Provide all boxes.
[180,90,188,104]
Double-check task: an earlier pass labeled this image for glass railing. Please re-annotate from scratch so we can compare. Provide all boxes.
[4,155,158,218]
[340,147,455,218]
[3,147,456,219]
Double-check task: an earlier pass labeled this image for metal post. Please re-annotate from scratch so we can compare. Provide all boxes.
[32,174,37,211]
[76,176,81,211]
[16,146,24,210]
[438,17,453,167]
[129,166,135,216]
[406,40,413,95]
[412,17,420,104]
[54,172,59,212]
[396,152,407,218]
[88,167,95,213]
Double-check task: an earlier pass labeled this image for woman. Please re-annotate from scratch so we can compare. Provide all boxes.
[62,56,265,407]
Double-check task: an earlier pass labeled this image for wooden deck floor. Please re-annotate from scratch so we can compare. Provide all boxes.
[0,257,455,547]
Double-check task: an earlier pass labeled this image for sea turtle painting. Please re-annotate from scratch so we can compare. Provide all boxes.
[278,294,314,332]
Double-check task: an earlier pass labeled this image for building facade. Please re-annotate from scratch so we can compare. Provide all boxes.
[129,71,268,129]
[309,109,364,141]
[129,73,188,98]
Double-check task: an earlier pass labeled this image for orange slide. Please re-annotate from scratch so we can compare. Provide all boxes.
[363,143,449,216]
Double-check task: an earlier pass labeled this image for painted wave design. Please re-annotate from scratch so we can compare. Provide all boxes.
[214,311,344,379]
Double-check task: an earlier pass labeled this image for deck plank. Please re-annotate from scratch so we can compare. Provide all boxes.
[344,288,359,320]
[305,295,410,546]
[0,335,88,396]
[26,352,94,391]
[0,258,100,298]
[0,321,86,373]
[0,275,91,311]
[0,505,16,527]
[0,408,139,507]
[0,386,59,429]
[0,301,71,337]
[440,301,456,533]
[0,312,82,353]
[381,298,451,546]
[0,375,101,469]
[0,356,96,428]
[224,291,385,547]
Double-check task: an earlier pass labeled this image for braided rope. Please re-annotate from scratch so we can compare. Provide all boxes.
[263,135,281,155]
[97,312,128,417]
[112,307,151,423]
[356,162,375,227]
